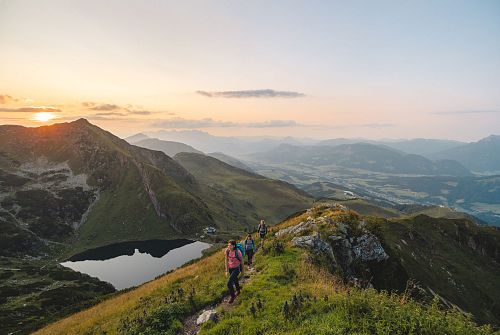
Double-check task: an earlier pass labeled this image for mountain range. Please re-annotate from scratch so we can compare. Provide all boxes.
[246,143,472,176]
[0,119,312,256]
[132,130,500,173]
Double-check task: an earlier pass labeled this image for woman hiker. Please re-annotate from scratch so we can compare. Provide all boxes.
[225,240,244,304]
[244,234,255,267]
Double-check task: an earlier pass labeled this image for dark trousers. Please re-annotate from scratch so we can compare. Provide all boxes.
[227,267,240,297]
[246,249,254,265]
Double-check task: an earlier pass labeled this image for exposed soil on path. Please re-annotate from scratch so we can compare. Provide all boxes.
[181,266,256,335]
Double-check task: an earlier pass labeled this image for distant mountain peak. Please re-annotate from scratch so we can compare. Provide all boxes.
[70,118,91,125]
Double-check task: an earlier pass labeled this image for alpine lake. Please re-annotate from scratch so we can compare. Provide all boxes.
[61,239,211,289]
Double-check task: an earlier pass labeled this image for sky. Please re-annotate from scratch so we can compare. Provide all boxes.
[0,0,499,141]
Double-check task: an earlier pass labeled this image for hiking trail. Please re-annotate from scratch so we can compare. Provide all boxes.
[181,252,260,335]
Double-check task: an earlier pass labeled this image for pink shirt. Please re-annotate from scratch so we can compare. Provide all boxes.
[226,249,243,269]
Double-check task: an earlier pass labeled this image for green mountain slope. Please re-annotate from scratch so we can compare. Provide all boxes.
[208,152,254,172]
[33,203,500,335]
[0,119,214,254]
[0,120,316,334]
[174,152,314,232]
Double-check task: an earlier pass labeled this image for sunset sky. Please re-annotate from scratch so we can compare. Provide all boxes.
[1,0,499,140]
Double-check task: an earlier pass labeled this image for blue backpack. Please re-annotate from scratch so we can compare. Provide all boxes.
[236,243,245,257]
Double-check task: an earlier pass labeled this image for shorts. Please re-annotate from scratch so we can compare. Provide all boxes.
[259,233,266,239]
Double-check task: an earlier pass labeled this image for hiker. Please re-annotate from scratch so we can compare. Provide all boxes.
[225,240,244,304]
[258,219,268,248]
[244,234,255,267]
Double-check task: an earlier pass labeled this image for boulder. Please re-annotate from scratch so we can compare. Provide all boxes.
[352,234,388,262]
[275,221,315,237]
[196,309,217,325]
[292,233,337,267]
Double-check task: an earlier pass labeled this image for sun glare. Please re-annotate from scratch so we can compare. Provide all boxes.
[32,112,56,122]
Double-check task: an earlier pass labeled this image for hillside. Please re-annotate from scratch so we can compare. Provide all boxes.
[208,152,254,172]
[0,120,314,334]
[134,138,204,157]
[0,120,313,254]
[432,135,500,173]
[174,152,313,231]
[247,143,472,176]
[0,119,213,254]
[34,203,500,335]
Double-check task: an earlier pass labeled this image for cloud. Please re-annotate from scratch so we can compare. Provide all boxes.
[82,101,157,116]
[0,106,62,113]
[127,110,153,115]
[151,117,304,129]
[0,94,18,104]
[196,89,306,98]
[246,120,300,128]
[89,103,121,111]
[93,112,128,117]
[358,123,396,129]
[431,110,500,115]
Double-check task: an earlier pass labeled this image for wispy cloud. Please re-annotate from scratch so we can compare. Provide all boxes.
[431,110,499,115]
[89,103,121,111]
[0,106,62,113]
[93,112,128,117]
[358,123,396,129]
[83,101,157,116]
[128,110,153,115]
[196,89,306,98]
[0,94,18,104]
[152,117,304,129]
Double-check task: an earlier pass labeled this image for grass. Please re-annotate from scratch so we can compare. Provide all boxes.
[34,210,499,335]
[174,153,314,231]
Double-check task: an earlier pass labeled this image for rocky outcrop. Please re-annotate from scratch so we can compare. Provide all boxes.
[292,232,337,266]
[275,220,316,237]
[352,234,388,262]
[279,206,389,282]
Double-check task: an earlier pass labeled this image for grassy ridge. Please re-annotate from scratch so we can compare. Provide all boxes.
[35,211,498,335]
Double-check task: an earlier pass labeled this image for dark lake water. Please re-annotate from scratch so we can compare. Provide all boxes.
[61,239,211,289]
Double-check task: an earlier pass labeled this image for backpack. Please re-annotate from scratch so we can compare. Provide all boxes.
[245,239,255,251]
[259,224,267,235]
[236,243,245,257]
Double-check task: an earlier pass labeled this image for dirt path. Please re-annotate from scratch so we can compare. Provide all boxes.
[181,266,256,335]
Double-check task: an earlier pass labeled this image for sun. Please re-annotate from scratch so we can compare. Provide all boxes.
[32,112,56,122]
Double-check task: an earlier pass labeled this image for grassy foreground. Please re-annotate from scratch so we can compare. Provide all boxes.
[34,211,499,335]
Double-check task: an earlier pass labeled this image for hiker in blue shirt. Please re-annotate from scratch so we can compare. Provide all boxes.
[244,234,255,267]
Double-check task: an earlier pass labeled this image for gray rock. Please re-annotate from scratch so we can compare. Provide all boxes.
[335,222,348,236]
[329,235,343,243]
[275,221,315,237]
[352,234,388,262]
[338,238,355,266]
[292,233,337,267]
[196,309,218,325]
